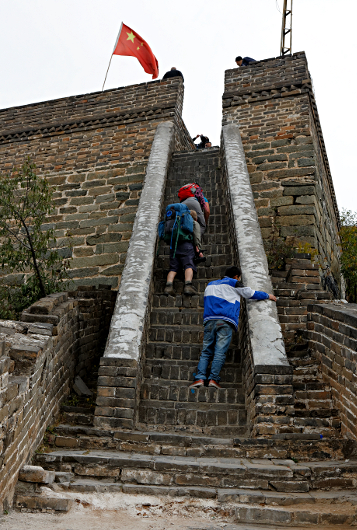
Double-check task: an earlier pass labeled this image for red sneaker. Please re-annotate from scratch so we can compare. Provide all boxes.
[208,380,222,389]
[189,379,204,388]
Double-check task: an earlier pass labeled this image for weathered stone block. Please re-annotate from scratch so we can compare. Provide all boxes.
[18,466,55,484]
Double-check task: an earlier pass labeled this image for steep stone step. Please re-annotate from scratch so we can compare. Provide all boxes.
[143,359,242,383]
[34,450,357,494]
[45,425,347,459]
[145,342,240,364]
[140,380,244,400]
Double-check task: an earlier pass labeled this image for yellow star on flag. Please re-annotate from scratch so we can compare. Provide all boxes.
[137,46,140,50]
[127,31,135,43]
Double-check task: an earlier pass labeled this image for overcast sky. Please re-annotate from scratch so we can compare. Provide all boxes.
[0,0,355,212]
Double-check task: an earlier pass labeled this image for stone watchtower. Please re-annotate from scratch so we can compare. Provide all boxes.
[223,52,341,283]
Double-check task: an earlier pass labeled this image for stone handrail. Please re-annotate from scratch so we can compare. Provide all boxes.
[104,121,175,360]
[222,123,291,375]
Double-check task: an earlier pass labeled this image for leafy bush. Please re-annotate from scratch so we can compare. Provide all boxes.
[0,159,72,319]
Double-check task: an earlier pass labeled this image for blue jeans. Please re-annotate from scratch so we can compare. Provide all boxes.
[195,320,233,382]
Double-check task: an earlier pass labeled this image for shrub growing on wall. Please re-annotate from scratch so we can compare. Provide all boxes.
[0,159,71,318]
[339,209,357,302]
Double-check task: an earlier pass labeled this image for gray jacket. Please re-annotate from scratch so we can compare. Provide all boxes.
[182,197,206,233]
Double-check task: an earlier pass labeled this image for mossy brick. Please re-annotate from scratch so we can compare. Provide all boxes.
[278,205,315,216]
[70,254,119,268]
[87,168,127,180]
[270,196,294,207]
[295,136,313,145]
[126,199,140,206]
[120,213,136,223]
[252,181,281,191]
[278,214,314,226]
[96,193,116,204]
[267,167,315,179]
[126,164,147,175]
[67,174,86,183]
[67,267,99,278]
[260,189,283,198]
[281,225,315,238]
[257,207,274,216]
[116,192,130,201]
[55,221,79,230]
[101,264,125,276]
[53,198,68,207]
[258,217,273,228]
[297,157,315,167]
[46,176,67,185]
[257,162,287,171]
[86,233,123,245]
[112,223,134,232]
[283,185,315,196]
[253,154,287,164]
[65,190,87,197]
[129,183,143,191]
[79,216,119,228]
[295,195,316,206]
[250,152,274,163]
[288,148,314,157]
[82,179,107,189]
[251,142,271,150]
[88,186,112,197]
[59,207,77,214]
[96,241,129,254]
[70,197,92,205]
[271,139,291,147]
[58,183,80,191]
[249,172,263,184]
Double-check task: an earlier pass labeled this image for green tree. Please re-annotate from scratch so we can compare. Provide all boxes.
[0,159,71,316]
[339,209,357,302]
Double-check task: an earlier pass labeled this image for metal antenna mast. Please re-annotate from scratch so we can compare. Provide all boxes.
[280,0,293,56]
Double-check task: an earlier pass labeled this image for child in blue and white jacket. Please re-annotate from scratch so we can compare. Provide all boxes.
[189,265,277,389]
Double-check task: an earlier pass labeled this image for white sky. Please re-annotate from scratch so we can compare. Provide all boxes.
[0,0,355,212]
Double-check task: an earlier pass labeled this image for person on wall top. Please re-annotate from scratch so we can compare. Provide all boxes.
[235,56,256,67]
[162,67,184,82]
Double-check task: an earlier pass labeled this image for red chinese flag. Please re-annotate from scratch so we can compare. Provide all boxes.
[113,23,159,79]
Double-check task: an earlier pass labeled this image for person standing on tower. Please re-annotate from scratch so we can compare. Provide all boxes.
[162,67,184,82]
[235,56,256,67]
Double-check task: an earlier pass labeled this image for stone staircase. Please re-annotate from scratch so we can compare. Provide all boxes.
[272,256,341,439]
[137,148,247,436]
[18,150,357,525]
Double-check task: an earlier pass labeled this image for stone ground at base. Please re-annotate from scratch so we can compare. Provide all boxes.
[0,511,345,530]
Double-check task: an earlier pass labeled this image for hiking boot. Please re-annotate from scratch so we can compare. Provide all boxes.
[183,282,197,295]
[163,283,175,296]
[189,379,204,388]
[208,379,222,389]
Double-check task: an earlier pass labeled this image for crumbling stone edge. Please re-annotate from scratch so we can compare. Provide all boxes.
[222,124,294,437]
[94,121,176,430]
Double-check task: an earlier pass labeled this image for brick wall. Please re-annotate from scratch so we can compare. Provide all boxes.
[307,303,357,440]
[222,52,341,283]
[0,78,194,289]
[0,287,115,510]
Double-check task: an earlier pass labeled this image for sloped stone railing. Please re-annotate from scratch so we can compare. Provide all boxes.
[94,121,175,430]
[222,124,293,436]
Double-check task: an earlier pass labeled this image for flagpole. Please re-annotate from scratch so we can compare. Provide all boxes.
[102,55,113,91]
[102,22,124,92]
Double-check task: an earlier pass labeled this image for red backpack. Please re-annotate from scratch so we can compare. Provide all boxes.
[178,183,207,212]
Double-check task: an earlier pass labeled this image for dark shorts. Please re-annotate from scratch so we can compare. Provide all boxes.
[169,243,197,273]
